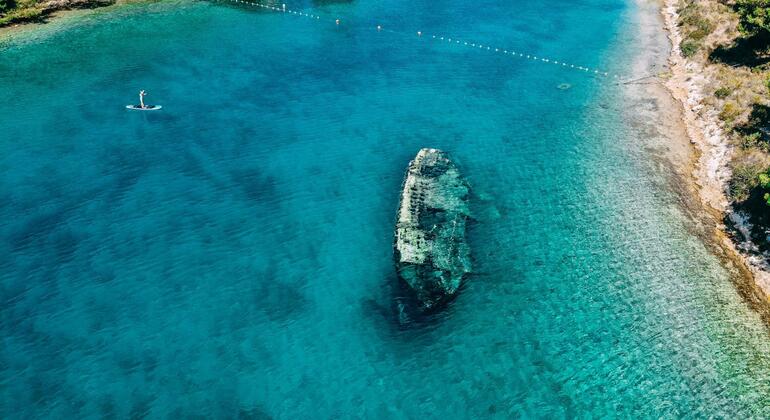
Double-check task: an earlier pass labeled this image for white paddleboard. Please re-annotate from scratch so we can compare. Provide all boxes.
[126,105,162,111]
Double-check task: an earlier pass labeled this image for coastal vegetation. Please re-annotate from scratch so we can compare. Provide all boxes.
[0,0,112,26]
[736,0,770,39]
[0,0,44,25]
[675,0,770,249]
[678,1,715,57]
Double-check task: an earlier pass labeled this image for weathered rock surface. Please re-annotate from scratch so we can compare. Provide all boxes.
[394,148,471,309]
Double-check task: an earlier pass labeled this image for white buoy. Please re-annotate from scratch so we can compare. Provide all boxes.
[377,25,382,31]
[282,3,285,11]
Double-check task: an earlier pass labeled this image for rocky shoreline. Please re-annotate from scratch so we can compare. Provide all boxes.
[0,0,113,27]
[659,0,770,310]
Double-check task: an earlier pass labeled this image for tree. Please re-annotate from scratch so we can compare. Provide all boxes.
[0,0,16,14]
[760,171,770,205]
[737,0,770,39]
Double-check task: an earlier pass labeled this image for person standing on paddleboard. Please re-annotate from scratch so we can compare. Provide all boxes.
[126,90,160,110]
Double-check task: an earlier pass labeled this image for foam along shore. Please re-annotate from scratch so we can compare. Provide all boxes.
[394,148,472,310]
[660,0,770,304]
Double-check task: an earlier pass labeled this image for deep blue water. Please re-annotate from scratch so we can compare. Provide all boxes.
[3,0,770,417]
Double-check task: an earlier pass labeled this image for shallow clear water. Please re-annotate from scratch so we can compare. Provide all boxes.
[3,0,770,417]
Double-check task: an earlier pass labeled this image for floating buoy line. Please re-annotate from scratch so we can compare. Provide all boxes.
[217,0,625,81]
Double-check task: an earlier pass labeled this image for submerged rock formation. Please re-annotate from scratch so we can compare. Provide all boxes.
[394,148,472,309]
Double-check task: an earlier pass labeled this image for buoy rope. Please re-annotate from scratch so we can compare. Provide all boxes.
[216,0,623,80]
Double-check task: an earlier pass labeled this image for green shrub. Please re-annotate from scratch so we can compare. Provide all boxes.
[676,2,714,58]
[736,0,770,39]
[681,39,701,57]
[731,160,766,201]
[0,6,43,25]
[746,103,770,128]
[742,132,762,148]
[680,2,715,40]
[715,86,732,98]
[679,2,702,26]
[0,0,14,13]
[689,21,715,42]
[760,171,770,187]
[760,171,770,205]
[719,101,742,122]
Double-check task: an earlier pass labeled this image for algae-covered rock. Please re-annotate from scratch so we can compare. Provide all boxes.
[394,148,471,309]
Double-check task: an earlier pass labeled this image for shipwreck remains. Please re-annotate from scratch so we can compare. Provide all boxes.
[394,148,472,309]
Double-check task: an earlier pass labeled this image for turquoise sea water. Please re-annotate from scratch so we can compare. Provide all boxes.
[3,0,770,417]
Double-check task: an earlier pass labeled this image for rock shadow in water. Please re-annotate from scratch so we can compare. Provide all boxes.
[7,203,77,253]
[252,262,310,324]
[229,167,279,204]
[360,272,461,337]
